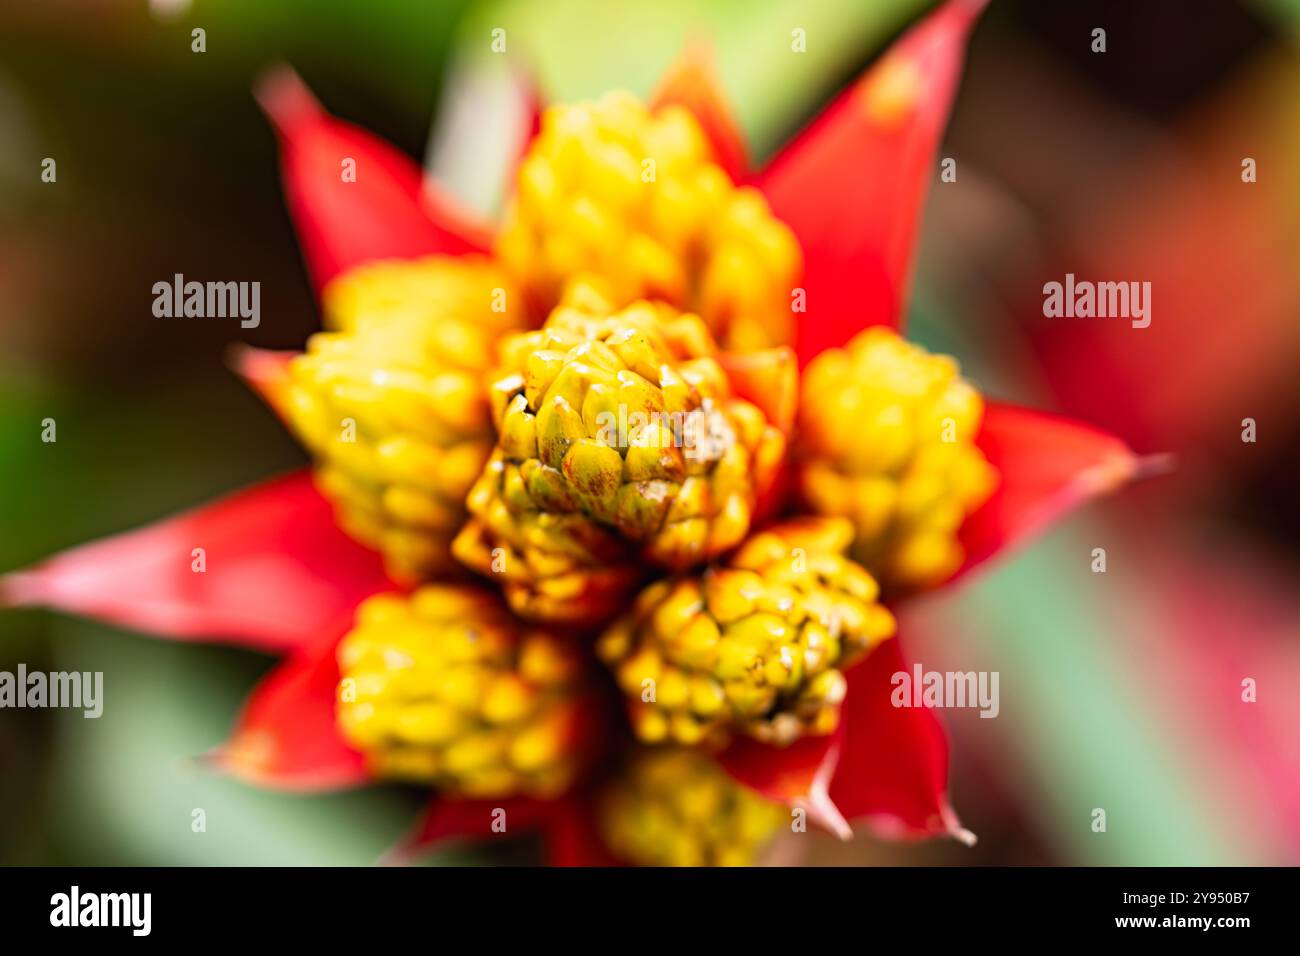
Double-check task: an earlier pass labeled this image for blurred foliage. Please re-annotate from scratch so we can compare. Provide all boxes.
[451,0,923,154]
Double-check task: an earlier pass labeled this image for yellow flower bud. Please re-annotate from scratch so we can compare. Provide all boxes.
[599,518,896,748]
[797,328,1000,594]
[336,585,596,798]
[597,750,787,867]
[282,256,526,583]
[496,91,801,350]
[455,301,783,626]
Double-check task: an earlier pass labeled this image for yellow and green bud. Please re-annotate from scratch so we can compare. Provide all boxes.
[281,256,525,582]
[336,585,596,798]
[597,749,788,867]
[496,91,801,351]
[797,328,999,594]
[454,297,785,625]
[597,517,896,748]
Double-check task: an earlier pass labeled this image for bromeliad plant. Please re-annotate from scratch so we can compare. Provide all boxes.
[2,0,1153,865]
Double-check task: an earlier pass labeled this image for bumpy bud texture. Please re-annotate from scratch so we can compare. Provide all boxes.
[496,91,801,351]
[598,517,896,748]
[336,585,595,798]
[454,296,785,625]
[598,749,788,866]
[282,256,525,582]
[797,328,999,594]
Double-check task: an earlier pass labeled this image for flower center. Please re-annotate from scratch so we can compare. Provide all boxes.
[454,297,784,624]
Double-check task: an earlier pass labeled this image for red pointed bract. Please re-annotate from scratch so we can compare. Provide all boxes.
[1,471,392,655]
[255,66,491,296]
[207,641,368,791]
[719,731,849,839]
[651,41,750,183]
[720,637,970,843]
[828,637,973,843]
[957,401,1154,581]
[757,0,988,365]
[228,343,298,422]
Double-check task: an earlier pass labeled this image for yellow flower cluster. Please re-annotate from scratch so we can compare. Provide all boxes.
[598,518,895,747]
[597,749,788,866]
[282,257,523,581]
[261,91,999,850]
[798,327,999,592]
[495,91,801,351]
[454,294,785,625]
[336,585,593,798]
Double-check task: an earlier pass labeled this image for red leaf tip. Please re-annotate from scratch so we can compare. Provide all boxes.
[0,570,45,609]
[941,801,978,847]
[1132,452,1177,482]
[956,0,992,23]
[796,736,853,840]
[182,747,230,776]
[798,789,853,842]
[226,343,299,419]
[254,64,322,138]
[1078,447,1173,500]
[195,734,272,785]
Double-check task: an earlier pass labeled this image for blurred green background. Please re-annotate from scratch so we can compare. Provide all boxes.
[2,0,1298,865]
